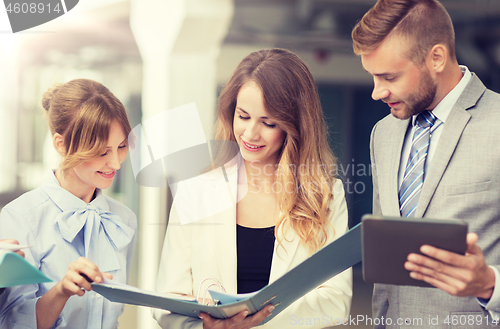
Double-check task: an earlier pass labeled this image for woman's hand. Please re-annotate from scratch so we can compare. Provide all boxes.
[1,239,25,258]
[199,304,274,329]
[36,257,113,329]
[55,257,112,298]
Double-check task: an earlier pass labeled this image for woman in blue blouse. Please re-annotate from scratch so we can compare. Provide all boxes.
[0,79,137,329]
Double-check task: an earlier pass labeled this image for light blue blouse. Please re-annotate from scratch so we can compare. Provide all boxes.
[0,172,137,328]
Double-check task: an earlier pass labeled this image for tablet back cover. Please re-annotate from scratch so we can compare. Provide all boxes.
[362,215,468,287]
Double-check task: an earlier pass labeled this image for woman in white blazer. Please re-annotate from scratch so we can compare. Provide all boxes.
[153,48,352,329]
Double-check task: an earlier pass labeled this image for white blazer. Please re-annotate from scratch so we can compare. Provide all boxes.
[153,163,352,329]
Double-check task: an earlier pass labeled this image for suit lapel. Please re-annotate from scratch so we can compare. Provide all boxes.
[383,118,410,216]
[415,74,485,217]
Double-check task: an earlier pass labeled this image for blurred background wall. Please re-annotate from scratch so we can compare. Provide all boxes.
[1,0,500,328]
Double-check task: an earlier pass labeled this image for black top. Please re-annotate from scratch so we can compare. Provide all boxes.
[236,224,275,294]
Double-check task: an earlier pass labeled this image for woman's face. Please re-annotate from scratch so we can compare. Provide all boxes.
[233,81,286,167]
[70,119,128,196]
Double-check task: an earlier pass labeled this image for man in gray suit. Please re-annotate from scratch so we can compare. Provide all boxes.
[352,0,500,327]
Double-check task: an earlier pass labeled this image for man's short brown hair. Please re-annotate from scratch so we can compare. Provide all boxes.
[352,0,456,64]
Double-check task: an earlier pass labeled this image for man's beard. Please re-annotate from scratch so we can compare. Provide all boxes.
[390,68,437,120]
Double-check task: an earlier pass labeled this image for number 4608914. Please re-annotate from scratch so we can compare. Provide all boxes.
[6,2,62,14]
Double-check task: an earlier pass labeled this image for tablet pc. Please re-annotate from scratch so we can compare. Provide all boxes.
[361,214,468,287]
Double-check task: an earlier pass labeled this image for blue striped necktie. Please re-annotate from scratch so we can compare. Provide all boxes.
[399,111,438,217]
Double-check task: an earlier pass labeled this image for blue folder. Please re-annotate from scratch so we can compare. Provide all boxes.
[0,251,52,288]
[92,223,361,323]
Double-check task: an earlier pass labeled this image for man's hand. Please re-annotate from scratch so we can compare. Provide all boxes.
[404,233,495,299]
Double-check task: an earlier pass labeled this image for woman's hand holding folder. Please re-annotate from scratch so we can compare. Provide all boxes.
[0,239,26,258]
[198,304,274,329]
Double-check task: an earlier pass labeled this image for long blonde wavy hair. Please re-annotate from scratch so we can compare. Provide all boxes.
[213,48,338,253]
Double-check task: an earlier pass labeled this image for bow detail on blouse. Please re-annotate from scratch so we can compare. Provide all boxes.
[55,204,135,272]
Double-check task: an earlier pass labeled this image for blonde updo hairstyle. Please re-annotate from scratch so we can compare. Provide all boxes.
[42,79,132,176]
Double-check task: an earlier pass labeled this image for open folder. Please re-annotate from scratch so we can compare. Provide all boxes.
[0,250,52,288]
[92,223,362,323]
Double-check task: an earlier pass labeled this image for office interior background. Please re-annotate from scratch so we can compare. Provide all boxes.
[1,0,499,328]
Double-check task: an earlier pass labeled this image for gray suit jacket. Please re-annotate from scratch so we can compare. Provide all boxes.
[370,74,500,328]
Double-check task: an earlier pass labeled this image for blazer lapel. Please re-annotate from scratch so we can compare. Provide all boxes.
[209,167,238,293]
[415,74,485,217]
[382,118,410,216]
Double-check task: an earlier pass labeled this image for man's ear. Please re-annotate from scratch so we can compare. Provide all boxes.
[53,133,66,157]
[427,44,447,73]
